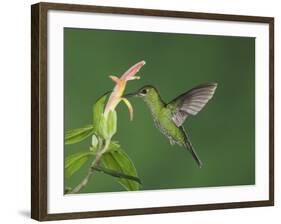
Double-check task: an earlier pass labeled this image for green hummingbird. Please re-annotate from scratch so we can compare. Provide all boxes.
[125,82,218,167]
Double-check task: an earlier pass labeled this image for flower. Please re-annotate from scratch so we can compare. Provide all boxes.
[104,60,146,120]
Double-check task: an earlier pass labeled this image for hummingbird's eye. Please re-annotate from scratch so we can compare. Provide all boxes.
[141,89,147,95]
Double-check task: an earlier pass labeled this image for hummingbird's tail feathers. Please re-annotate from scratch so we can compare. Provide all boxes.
[184,140,203,168]
[181,127,203,168]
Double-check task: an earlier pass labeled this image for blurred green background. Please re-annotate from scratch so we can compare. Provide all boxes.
[64,28,255,193]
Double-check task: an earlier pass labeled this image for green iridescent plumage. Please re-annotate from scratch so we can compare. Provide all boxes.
[126,83,218,167]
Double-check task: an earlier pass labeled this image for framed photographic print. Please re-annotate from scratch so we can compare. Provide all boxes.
[31,2,274,221]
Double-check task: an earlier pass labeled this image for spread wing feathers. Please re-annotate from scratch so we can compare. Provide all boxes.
[168,82,217,127]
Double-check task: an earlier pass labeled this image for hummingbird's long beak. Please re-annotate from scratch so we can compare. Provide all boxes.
[123,91,139,98]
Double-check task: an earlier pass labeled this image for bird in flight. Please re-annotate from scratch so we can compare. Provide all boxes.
[125,82,218,167]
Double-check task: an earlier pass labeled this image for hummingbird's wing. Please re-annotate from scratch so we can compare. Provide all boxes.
[167,82,217,127]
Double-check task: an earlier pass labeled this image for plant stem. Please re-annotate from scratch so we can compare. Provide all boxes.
[70,139,110,194]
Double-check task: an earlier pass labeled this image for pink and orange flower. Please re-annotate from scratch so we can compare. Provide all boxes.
[104,60,146,120]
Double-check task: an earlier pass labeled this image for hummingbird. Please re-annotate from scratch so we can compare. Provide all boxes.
[125,82,218,167]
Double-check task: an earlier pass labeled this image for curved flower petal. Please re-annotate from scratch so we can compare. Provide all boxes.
[121,98,133,121]
[109,75,120,83]
[120,60,146,81]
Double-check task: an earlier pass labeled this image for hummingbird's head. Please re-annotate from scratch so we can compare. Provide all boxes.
[124,85,158,100]
[125,85,164,112]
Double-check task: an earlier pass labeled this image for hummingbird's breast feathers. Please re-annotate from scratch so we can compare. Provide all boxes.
[141,86,166,116]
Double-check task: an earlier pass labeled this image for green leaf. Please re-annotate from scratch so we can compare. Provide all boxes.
[89,134,100,153]
[65,125,94,145]
[98,110,117,139]
[101,146,140,191]
[93,165,141,185]
[99,114,108,139]
[91,134,99,148]
[65,152,95,178]
[107,110,117,137]
[93,92,109,133]
[64,187,72,194]
[107,141,121,152]
[89,141,120,154]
